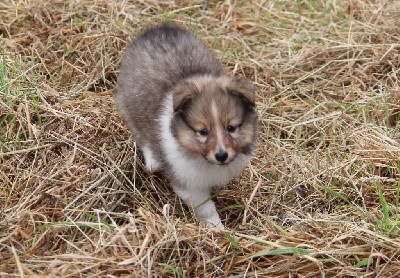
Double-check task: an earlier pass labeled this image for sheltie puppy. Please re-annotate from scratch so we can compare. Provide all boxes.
[116,23,257,228]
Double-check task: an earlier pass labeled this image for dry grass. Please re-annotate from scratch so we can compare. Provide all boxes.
[1,0,400,277]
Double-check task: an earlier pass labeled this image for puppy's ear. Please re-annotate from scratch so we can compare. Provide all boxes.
[227,78,256,107]
[172,82,199,112]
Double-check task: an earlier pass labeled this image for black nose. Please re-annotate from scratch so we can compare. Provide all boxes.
[215,151,228,163]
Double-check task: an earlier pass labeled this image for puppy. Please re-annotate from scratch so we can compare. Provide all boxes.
[116,23,257,228]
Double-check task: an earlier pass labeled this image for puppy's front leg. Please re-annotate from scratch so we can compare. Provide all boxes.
[174,186,224,229]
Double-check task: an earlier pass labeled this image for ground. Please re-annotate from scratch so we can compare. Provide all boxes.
[1,0,400,277]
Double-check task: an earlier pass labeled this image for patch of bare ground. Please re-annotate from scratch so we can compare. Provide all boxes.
[1,0,399,277]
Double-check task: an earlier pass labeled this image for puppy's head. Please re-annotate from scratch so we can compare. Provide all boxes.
[171,76,257,165]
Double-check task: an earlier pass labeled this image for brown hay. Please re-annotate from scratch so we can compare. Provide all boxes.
[1,0,400,277]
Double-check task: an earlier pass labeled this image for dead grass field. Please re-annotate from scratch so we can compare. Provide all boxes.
[1,0,400,277]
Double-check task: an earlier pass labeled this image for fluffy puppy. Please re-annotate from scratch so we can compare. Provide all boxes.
[116,23,257,228]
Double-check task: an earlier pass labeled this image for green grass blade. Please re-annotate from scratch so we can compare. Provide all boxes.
[249,247,312,259]
[159,263,183,278]
[320,184,351,205]
[377,183,389,221]
[224,232,241,251]
[218,203,243,213]
[355,258,370,268]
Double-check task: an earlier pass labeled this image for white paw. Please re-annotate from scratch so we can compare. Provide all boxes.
[201,212,225,229]
[141,144,161,173]
[206,218,225,229]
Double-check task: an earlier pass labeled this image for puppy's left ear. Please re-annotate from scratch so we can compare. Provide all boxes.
[227,78,256,107]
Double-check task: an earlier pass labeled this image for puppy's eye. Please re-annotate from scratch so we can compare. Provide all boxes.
[198,129,209,136]
[227,125,236,133]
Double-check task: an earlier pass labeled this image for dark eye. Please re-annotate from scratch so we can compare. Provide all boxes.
[227,125,236,133]
[199,129,209,136]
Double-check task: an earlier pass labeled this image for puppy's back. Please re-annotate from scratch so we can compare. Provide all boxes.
[130,24,222,82]
[117,23,222,100]
[116,23,223,135]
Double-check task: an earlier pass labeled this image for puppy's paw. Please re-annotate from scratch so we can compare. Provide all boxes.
[201,214,224,229]
[206,219,225,230]
[141,145,162,173]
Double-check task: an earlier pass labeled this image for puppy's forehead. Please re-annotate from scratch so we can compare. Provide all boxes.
[194,86,244,122]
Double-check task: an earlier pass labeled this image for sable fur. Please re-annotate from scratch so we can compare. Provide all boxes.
[116,23,257,228]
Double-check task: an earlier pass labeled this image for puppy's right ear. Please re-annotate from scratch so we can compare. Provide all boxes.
[172,82,199,112]
[227,78,256,107]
